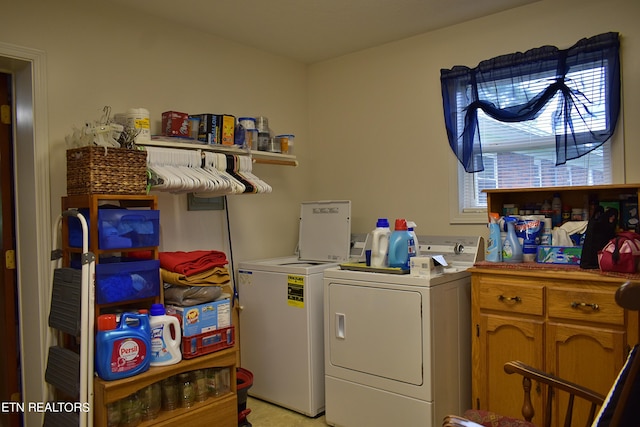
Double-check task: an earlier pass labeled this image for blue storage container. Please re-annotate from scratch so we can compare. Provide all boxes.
[95,259,160,304]
[68,208,160,249]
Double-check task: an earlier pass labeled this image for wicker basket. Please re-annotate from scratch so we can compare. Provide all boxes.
[66,146,148,195]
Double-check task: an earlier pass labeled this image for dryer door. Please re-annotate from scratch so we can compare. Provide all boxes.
[326,283,424,385]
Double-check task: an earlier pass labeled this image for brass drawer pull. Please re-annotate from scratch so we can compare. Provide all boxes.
[571,301,600,311]
[498,295,522,303]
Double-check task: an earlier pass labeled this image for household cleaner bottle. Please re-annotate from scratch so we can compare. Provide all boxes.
[551,193,562,228]
[149,303,182,366]
[370,218,391,268]
[502,216,523,263]
[485,212,502,262]
[407,221,420,255]
[388,219,416,270]
[95,312,151,381]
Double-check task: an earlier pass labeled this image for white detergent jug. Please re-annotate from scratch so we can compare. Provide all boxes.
[149,303,182,366]
[370,218,391,268]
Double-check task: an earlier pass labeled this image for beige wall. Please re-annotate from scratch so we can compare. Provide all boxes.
[1,0,639,419]
[0,0,310,263]
[308,0,640,237]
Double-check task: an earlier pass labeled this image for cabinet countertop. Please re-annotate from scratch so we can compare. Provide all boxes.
[470,261,640,283]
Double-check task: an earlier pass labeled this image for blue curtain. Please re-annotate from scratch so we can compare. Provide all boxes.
[440,32,620,173]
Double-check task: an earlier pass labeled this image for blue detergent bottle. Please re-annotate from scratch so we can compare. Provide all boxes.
[95,312,151,381]
[387,219,416,269]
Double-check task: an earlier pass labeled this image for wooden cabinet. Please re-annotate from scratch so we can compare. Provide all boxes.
[471,267,639,427]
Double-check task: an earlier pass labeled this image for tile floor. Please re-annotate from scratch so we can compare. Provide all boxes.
[244,397,328,427]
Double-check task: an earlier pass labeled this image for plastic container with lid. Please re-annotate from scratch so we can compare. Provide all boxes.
[275,134,295,155]
[387,219,416,269]
[149,303,182,366]
[238,117,256,130]
[95,313,151,381]
[370,218,391,268]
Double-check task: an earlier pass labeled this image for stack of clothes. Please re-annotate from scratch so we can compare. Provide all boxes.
[159,250,231,306]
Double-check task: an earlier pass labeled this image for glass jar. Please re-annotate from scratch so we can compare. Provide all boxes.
[193,369,208,402]
[205,367,218,397]
[178,372,195,408]
[106,400,121,427]
[139,382,161,421]
[119,393,142,427]
[161,376,179,411]
[216,368,231,395]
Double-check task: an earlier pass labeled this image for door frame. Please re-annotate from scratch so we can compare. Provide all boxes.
[0,42,51,427]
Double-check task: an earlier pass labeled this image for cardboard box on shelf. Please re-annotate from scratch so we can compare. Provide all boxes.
[167,298,231,337]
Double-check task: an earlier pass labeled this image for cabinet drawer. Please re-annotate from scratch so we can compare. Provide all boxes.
[547,287,624,326]
[478,280,544,316]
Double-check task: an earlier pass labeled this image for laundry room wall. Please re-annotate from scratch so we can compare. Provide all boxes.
[0,0,309,262]
[307,0,640,237]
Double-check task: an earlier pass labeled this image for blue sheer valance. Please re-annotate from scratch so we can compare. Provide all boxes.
[440,32,621,173]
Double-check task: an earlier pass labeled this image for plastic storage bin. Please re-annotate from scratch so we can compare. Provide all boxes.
[68,208,160,249]
[95,259,160,304]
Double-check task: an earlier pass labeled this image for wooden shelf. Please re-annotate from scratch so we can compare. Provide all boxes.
[485,184,640,215]
[141,137,298,166]
[93,348,238,427]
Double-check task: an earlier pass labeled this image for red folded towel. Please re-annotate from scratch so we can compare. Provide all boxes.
[159,250,228,277]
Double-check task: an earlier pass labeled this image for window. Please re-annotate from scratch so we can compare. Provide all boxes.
[441,33,621,221]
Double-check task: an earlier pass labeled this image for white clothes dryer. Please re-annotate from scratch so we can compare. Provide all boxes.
[323,235,483,427]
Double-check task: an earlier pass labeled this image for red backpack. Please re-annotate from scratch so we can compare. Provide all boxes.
[598,231,640,273]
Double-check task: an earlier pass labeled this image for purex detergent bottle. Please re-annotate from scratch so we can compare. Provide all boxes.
[387,218,416,269]
[95,312,151,381]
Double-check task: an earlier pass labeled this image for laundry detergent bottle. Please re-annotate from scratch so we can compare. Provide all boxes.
[370,218,391,268]
[502,216,523,263]
[149,303,182,366]
[387,219,416,270]
[95,313,151,381]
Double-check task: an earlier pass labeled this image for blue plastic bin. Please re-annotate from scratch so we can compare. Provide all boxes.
[68,208,160,249]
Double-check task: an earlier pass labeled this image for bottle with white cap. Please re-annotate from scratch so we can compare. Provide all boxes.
[370,218,391,268]
[407,221,420,255]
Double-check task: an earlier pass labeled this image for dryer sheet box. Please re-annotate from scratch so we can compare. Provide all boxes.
[167,298,231,337]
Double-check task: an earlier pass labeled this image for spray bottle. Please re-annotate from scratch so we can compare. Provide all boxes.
[407,221,420,255]
[486,213,502,262]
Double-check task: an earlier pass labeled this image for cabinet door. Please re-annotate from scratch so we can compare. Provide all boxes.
[475,313,544,421]
[547,322,626,427]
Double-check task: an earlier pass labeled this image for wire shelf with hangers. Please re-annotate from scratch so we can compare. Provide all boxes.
[142,136,298,167]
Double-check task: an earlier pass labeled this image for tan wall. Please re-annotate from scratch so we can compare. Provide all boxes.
[308,0,640,237]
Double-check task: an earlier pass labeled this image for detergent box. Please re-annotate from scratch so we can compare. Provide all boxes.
[536,245,582,265]
[167,298,231,337]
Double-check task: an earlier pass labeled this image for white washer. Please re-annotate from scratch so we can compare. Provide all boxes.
[237,201,360,417]
[323,235,483,427]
